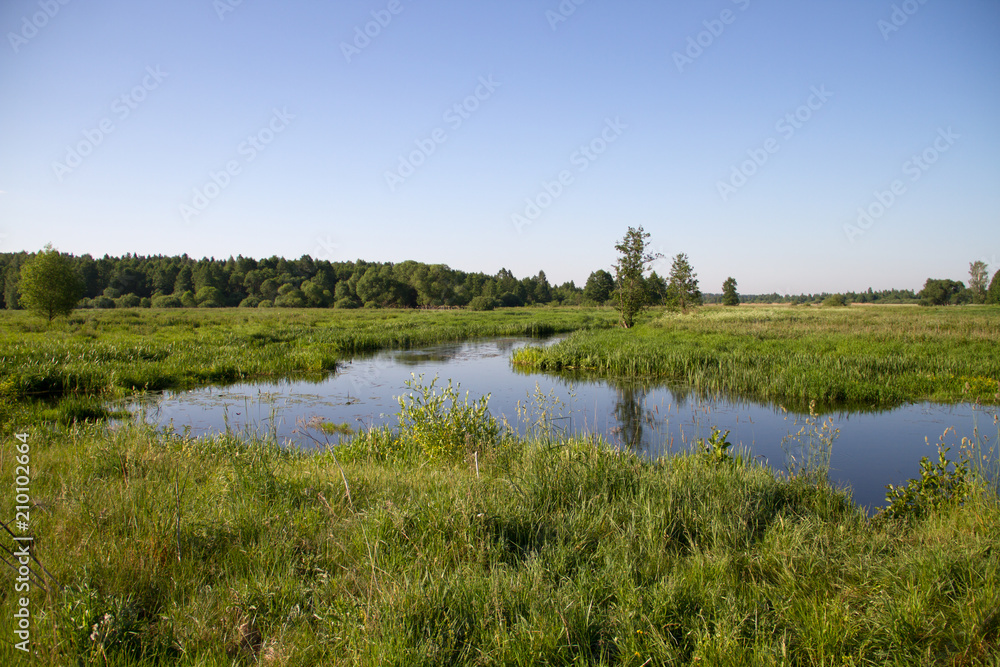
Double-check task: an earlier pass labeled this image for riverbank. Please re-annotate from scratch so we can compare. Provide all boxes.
[1,413,997,665]
[513,305,1000,410]
[0,308,616,419]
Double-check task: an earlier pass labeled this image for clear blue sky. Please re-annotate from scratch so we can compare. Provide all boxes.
[1,0,997,294]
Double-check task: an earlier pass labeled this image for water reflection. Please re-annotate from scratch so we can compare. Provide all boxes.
[127,337,998,513]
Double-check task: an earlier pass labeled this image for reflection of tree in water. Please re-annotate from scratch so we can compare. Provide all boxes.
[611,381,656,449]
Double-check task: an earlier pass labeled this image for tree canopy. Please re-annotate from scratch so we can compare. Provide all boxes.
[18,244,84,322]
[612,226,661,328]
[666,253,702,312]
[721,277,739,307]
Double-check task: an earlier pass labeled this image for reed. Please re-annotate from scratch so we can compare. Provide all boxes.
[0,307,616,408]
[512,305,1000,410]
[1,412,996,665]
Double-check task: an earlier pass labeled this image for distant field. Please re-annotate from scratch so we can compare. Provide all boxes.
[0,307,616,407]
[513,304,1000,409]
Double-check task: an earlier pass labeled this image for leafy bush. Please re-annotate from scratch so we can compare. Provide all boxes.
[151,295,182,308]
[94,296,116,309]
[467,296,498,311]
[699,427,734,464]
[396,374,499,461]
[823,294,847,307]
[881,432,973,521]
[238,296,261,308]
[116,293,141,308]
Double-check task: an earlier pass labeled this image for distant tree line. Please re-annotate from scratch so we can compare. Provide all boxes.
[0,252,584,311]
[2,249,997,313]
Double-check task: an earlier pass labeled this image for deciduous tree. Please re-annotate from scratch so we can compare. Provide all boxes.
[18,244,84,322]
[969,261,989,303]
[612,226,661,328]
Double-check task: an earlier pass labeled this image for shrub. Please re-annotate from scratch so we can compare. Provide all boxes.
[94,296,116,309]
[239,296,261,308]
[116,293,141,308]
[151,295,182,308]
[396,374,500,461]
[823,294,848,307]
[468,296,498,311]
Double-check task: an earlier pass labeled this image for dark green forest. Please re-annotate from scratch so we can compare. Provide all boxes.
[2,250,994,311]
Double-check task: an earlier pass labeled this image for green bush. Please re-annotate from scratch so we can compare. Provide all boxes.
[468,296,498,311]
[823,294,848,307]
[151,294,182,308]
[394,374,499,461]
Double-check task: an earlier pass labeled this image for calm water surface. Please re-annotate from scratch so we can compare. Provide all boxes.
[130,337,998,512]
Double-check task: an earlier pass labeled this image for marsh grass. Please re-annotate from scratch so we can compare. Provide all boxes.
[0,307,616,409]
[512,305,1000,410]
[2,305,999,664]
[1,402,998,664]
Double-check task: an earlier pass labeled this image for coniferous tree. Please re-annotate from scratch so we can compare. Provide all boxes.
[722,277,740,306]
[666,253,702,312]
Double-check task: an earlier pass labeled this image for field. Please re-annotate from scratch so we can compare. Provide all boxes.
[1,305,998,665]
[514,305,1000,410]
[0,307,617,424]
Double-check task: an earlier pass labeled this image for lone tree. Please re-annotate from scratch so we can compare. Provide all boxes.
[612,226,661,328]
[969,261,989,303]
[666,253,702,312]
[19,244,84,322]
[721,277,740,306]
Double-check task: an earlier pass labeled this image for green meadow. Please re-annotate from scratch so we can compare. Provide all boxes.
[1,305,998,665]
[514,305,1000,410]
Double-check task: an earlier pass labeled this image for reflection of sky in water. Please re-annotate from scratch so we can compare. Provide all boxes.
[127,337,998,513]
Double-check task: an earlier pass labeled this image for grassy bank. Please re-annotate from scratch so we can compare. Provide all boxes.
[513,305,1000,410]
[0,307,615,405]
[1,414,998,665]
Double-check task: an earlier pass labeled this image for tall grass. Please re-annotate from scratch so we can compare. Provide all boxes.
[1,392,998,664]
[512,305,1000,410]
[0,307,616,407]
